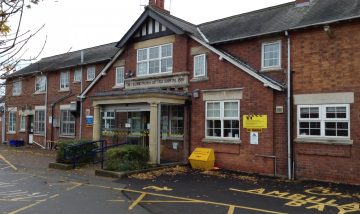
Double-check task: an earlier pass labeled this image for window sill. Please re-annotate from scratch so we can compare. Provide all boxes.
[73,81,81,84]
[58,89,70,92]
[34,91,46,95]
[260,67,283,72]
[294,137,353,145]
[12,94,21,96]
[190,76,208,82]
[112,85,124,89]
[19,130,26,133]
[59,135,75,139]
[162,136,184,141]
[86,79,94,82]
[7,132,16,135]
[34,133,45,136]
[202,138,242,144]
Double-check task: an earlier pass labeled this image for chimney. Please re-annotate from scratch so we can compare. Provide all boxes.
[295,0,312,7]
[149,0,165,9]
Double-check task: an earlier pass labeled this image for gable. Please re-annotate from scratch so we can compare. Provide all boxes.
[116,8,184,48]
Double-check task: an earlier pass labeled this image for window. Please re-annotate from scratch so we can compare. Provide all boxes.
[170,106,184,136]
[35,75,46,92]
[87,66,95,81]
[34,110,45,134]
[115,67,125,87]
[206,101,240,139]
[20,115,26,131]
[60,110,75,136]
[101,112,115,130]
[12,80,22,96]
[194,54,206,78]
[262,41,281,70]
[60,71,70,90]
[297,104,350,138]
[74,68,82,82]
[8,111,16,133]
[137,43,172,76]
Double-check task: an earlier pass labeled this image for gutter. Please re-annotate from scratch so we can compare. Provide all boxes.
[189,35,283,91]
[79,48,124,99]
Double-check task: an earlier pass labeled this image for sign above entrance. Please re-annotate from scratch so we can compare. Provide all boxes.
[125,72,189,90]
[243,115,267,129]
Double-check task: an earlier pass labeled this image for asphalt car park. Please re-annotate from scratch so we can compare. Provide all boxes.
[0,147,359,214]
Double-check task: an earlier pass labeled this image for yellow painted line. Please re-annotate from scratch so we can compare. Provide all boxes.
[140,200,203,203]
[113,187,285,214]
[8,199,46,214]
[228,205,235,214]
[8,194,59,214]
[108,199,125,202]
[0,154,17,171]
[128,192,146,210]
[66,182,83,191]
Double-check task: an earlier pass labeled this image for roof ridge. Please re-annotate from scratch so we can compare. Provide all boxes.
[41,41,118,60]
[198,1,294,27]
[148,5,198,28]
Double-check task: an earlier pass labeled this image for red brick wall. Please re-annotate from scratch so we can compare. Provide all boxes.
[5,62,107,146]
[292,22,360,184]
[188,39,287,176]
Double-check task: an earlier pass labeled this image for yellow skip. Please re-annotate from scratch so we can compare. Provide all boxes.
[0,154,17,171]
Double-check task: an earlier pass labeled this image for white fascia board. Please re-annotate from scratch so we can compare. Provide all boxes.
[189,35,283,91]
[79,48,124,99]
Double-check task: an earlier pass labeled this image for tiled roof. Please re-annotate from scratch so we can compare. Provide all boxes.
[199,0,360,44]
[6,42,119,78]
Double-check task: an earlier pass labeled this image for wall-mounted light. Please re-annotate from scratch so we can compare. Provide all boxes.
[192,89,200,98]
[323,25,334,38]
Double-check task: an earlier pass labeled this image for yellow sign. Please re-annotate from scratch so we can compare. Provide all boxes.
[243,115,267,129]
[188,148,215,171]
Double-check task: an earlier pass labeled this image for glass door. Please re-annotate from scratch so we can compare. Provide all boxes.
[159,104,186,164]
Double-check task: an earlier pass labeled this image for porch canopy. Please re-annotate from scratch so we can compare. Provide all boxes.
[90,88,191,164]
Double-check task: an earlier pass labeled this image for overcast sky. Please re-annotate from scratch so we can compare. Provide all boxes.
[16,0,291,68]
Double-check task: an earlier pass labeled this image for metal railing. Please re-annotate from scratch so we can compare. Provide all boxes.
[63,140,128,169]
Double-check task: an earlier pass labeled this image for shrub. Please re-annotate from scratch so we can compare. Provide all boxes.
[56,140,98,164]
[104,145,149,172]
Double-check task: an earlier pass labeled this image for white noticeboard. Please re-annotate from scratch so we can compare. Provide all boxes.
[250,132,259,145]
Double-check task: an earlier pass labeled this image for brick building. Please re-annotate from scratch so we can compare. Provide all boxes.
[3,0,360,184]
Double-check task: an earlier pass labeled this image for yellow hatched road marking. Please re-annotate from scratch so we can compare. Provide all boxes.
[128,192,147,210]
[112,187,285,214]
[228,205,235,214]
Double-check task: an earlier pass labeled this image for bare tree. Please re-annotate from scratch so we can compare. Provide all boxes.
[0,0,45,76]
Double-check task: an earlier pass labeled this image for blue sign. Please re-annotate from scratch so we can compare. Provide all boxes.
[86,115,93,126]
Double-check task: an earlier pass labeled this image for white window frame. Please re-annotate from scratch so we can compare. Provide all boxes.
[20,115,26,132]
[12,80,22,96]
[136,43,173,76]
[35,75,46,93]
[74,68,82,82]
[8,110,16,133]
[297,104,350,139]
[101,111,115,130]
[115,66,125,87]
[60,109,75,136]
[87,66,96,81]
[261,40,281,70]
[193,54,207,78]
[34,109,45,134]
[60,71,70,91]
[205,100,240,140]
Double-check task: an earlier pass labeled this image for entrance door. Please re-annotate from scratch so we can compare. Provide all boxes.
[159,104,186,164]
[28,115,34,144]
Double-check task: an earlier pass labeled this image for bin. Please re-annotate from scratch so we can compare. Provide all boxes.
[9,140,24,147]
[188,148,215,171]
